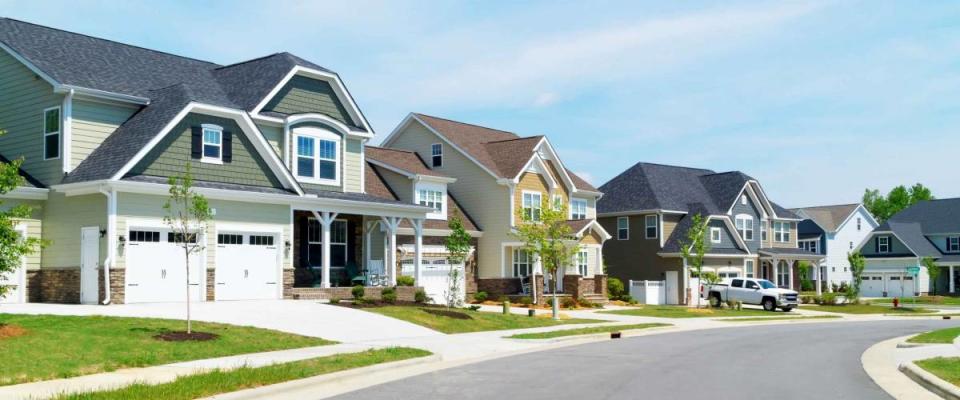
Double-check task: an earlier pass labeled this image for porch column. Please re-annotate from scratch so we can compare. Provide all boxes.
[380,216,401,286]
[814,261,822,296]
[411,218,424,286]
[950,266,956,293]
[787,260,794,291]
[364,220,377,275]
[312,211,338,288]
[825,264,832,293]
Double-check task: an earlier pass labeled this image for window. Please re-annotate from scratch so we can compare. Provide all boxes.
[741,194,748,205]
[307,219,348,266]
[577,251,589,276]
[799,240,818,253]
[201,124,222,162]
[43,107,60,160]
[249,235,274,246]
[418,189,444,212]
[570,199,587,220]
[774,221,791,243]
[710,227,722,244]
[168,232,198,243]
[735,215,754,241]
[731,279,743,288]
[552,194,564,211]
[745,260,755,278]
[617,217,629,240]
[776,261,789,287]
[645,215,658,239]
[948,237,960,252]
[857,217,862,231]
[745,280,759,289]
[294,129,340,184]
[761,220,767,241]
[513,249,531,277]
[877,236,890,253]
[431,143,442,167]
[522,192,542,222]
[218,234,243,245]
[129,230,160,243]
[849,241,854,250]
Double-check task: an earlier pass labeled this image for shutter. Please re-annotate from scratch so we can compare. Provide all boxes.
[874,237,879,253]
[191,126,202,159]
[222,130,233,163]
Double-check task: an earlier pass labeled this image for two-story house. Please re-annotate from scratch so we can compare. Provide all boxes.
[0,18,452,304]
[790,203,878,292]
[597,162,822,305]
[381,114,611,304]
[855,198,960,298]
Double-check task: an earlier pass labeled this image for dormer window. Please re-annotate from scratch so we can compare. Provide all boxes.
[417,184,446,220]
[947,236,959,252]
[431,143,442,167]
[43,107,61,160]
[735,214,754,241]
[877,236,890,253]
[201,124,223,164]
[740,194,748,205]
[293,127,340,185]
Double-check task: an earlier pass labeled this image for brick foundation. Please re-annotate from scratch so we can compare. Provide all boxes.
[289,286,422,301]
[38,268,81,304]
[98,268,125,304]
[26,270,41,302]
[477,278,521,298]
[283,269,295,299]
[206,268,215,301]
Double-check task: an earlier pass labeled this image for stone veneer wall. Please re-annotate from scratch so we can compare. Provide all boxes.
[26,270,41,303]
[206,268,215,301]
[289,286,422,301]
[38,268,81,303]
[98,268,125,304]
[283,269,295,299]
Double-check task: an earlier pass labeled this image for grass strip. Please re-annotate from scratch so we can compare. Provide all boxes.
[907,327,960,344]
[915,357,960,386]
[507,323,670,339]
[362,306,601,334]
[812,305,931,314]
[55,347,432,400]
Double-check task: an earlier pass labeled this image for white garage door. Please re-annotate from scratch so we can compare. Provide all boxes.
[125,228,204,303]
[401,260,465,305]
[861,275,884,297]
[215,232,280,301]
[888,276,917,297]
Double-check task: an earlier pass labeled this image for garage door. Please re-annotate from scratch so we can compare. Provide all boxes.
[861,275,884,297]
[125,228,204,303]
[215,232,280,301]
[401,260,465,305]
[888,276,917,297]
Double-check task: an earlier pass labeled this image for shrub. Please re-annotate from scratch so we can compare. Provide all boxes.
[725,300,736,309]
[381,287,397,304]
[801,281,814,292]
[414,289,429,304]
[351,285,365,300]
[800,295,813,304]
[397,275,415,287]
[578,297,594,308]
[812,295,823,305]
[838,282,850,294]
[831,283,839,293]
[620,294,634,303]
[473,291,488,303]
[497,295,509,303]
[821,292,838,306]
[607,277,625,300]
[561,296,577,309]
[329,297,341,304]
[518,296,533,306]
[467,305,481,311]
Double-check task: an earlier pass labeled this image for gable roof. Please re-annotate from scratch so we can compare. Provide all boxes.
[790,203,860,232]
[0,154,45,189]
[365,146,449,178]
[405,114,597,191]
[866,198,960,260]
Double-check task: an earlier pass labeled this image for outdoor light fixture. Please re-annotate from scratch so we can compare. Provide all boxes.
[100,229,107,238]
[284,240,292,257]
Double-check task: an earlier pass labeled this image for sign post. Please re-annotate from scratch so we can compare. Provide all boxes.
[906,266,921,307]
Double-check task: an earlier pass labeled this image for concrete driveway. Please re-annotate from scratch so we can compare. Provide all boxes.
[0,300,442,343]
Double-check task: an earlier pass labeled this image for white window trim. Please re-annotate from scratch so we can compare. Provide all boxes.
[744,259,755,278]
[577,250,589,276]
[431,143,443,167]
[617,216,629,240]
[513,248,531,277]
[521,190,543,222]
[947,236,960,253]
[774,221,791,243]
[43,106,61,160]
[292,127,341,186]
[200,123,224,165]
[710,227,722,244]
[878,236,891,253]
[740,194,748,205]
[307,218,348,266]
[645,214,658,239]
[570,198,588,220]
[415,182,447,220]
[552,194,564,211]
[735,214,754,241]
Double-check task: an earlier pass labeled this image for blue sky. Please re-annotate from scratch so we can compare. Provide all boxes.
[3,1,958,207]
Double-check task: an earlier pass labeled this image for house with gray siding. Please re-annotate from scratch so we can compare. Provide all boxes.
[597,162,822,305]
[790,203,878,291]
[0,18,457,304]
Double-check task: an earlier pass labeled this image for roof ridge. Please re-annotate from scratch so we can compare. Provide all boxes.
[213,52,286,70]
[414,113,520,137]
[484,135,544,144]
[632,161,716,173]
[365,146,416,154]
[791,203,861,210]
[1,17,220,67]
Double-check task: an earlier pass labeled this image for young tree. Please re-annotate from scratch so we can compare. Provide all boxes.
[512,198,579,320]
[922,257,940,296]
[0,139,45,301]
[163,164,212,334]
[847,251,866,303]
[679,214,711,308]
[863,184,935,222]
[797,261,812,291]
[444,211,472,308]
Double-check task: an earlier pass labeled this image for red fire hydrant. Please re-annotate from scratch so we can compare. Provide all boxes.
[893,297,900,308]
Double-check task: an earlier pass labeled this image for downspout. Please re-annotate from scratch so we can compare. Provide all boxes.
[99,187,117,305]
[62,89,74,174]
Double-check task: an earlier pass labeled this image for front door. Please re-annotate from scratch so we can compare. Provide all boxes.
[665,271,679,305]
[80,227,100,304]
[0,226,27,304]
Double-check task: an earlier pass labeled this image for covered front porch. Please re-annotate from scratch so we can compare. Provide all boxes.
[758,248,825,294]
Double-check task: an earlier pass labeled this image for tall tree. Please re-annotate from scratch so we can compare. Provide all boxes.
[863,184,935,222]
[163,164,212,334]
[512,198,579,320]
[679,214,711,308]
[922,257,940,296]
[0,130,45,301]
[444,211,471,308]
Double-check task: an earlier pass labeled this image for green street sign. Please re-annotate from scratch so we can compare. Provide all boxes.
[906,266,920,277]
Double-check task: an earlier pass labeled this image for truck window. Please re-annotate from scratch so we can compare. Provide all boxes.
[745,280,759,289]
[731,279,743,288]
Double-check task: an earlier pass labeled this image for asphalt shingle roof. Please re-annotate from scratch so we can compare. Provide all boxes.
[365,146,448,178]
[790,203,860,232]
[867,199,960,260]
[0,154,45,188]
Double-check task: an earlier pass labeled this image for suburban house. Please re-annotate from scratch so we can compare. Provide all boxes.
[0,18,452,304]
[597,162,822,305]
[855,198,960,298]
[790,203,879,291]
[381,114,611,304]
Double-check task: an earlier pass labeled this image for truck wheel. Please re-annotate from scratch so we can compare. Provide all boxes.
[781,307,793,312]
[762,298,776,312]
[710,293,722,308]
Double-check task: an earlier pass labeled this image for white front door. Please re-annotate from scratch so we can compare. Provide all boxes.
[0,226,27,304]
[80,227,100,304]
[125,227,204,303]
[665,270,679,305]
[215,232,280,301]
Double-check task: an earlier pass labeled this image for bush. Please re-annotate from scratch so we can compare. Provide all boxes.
[831,283,839,293]
[381,287,397,304]
[497,295,509,303]
[545,297,554,307]
[801,281,813,292]
[561,297,577,309]
[821,292,838,306]
[397,275,415,287]
[351,285,365,300]
[414,289,429,304]
[329,297,341,304]
[620,294,634,304]
[518,296,533,306]
[607,277,625,300]
[578,297,594,308]
[800,295,813,304]
[812,295,823,305]
[467,305,481,311]
[838,282,850,294]
[473,291,488,303]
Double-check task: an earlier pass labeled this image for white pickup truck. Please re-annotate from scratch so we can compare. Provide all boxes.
[702,278,799,312]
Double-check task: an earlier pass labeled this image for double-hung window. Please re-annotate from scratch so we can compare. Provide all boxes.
[431,143,442,167]
[761,220,767,241]
[735,215,754,241]
[774,221,791,243]
[617,217,629,240]
[570,199,587,220]
[947,236,960,253]
[744,259,755,278]
[522,192,542,222]
[552,194,564,211]
[201,124,223,163]
[307,218,348,266]
[294,128,340,185]
[513,249,531,277]
[877,236,890,253]
[645,215,658,239]
[857,217,862,231]
[710,227,722,244]
[418,189,444,212]
[43,107,61,160]
[577,251,589,276]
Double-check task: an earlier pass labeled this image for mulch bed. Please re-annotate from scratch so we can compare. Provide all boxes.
[153,331,220,342]
[333,300,426,309]
[421,308,473,320]
[0,324,26,339]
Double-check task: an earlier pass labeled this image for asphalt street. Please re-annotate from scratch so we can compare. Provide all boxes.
[331,319,959,400]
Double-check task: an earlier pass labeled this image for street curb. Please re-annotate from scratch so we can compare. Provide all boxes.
[900,361,960,400]
[202,354,441,400]
[861,335,941,400]
[503,325,675,343]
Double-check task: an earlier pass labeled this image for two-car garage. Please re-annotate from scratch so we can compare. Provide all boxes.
[860,274,918,298]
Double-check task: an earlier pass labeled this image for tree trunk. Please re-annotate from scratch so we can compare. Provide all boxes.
[185,248,192,334]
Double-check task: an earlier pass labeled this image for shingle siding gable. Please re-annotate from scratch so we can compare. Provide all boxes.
[263,75,355,127]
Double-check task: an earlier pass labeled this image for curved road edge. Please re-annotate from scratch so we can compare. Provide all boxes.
[861,335,941,400]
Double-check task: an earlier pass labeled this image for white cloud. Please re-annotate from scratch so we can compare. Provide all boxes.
[533,92,560,107]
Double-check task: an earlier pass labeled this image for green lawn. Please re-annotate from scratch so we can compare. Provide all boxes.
[907,327,960,344]
[718,315,842,322]
[0,314,331,386]
[599,306,776,319]
[361,306,601,334]
[507,323,670,339]
[813,304,931,314]
[55,348,431,400]
[915,357,960,386]
[871,296,960,306]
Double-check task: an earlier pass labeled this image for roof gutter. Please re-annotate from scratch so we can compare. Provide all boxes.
[55,85,150,105]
